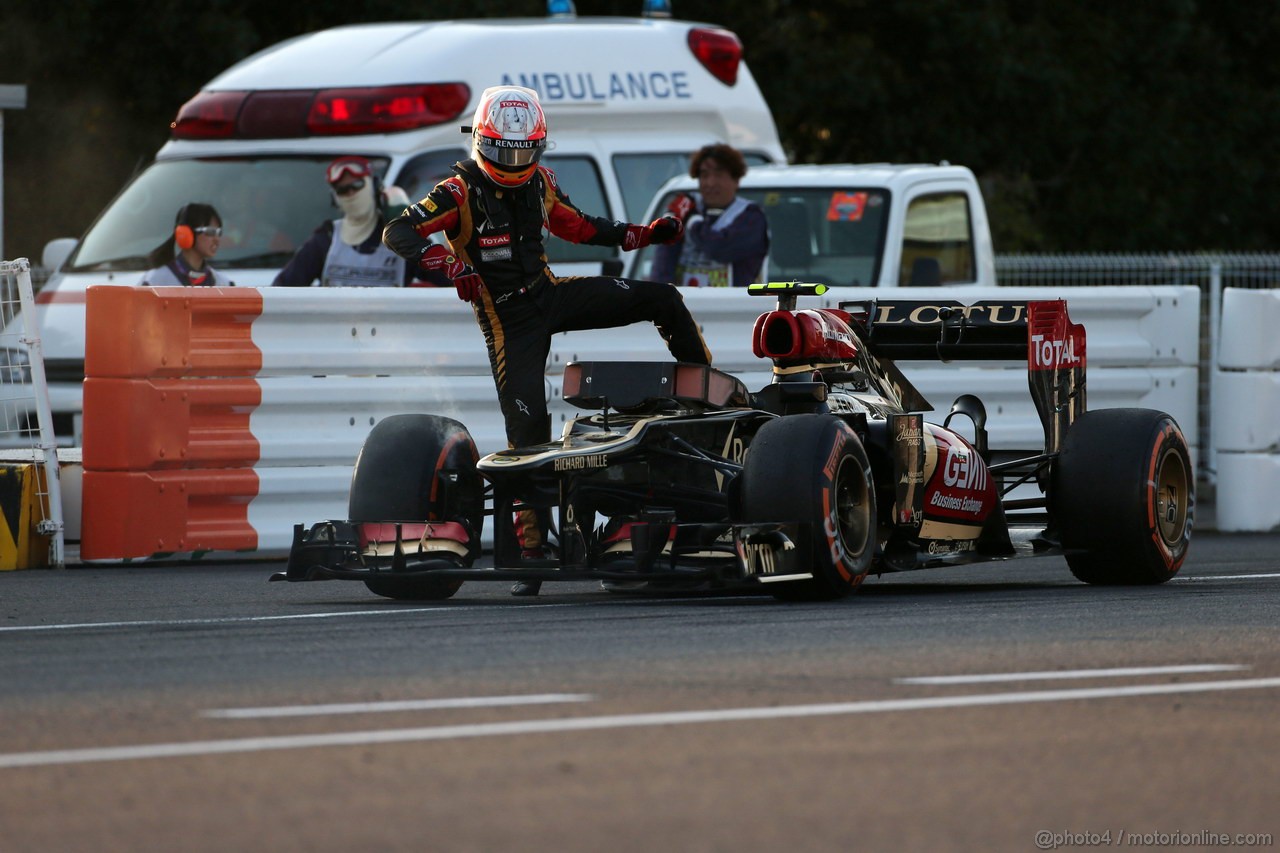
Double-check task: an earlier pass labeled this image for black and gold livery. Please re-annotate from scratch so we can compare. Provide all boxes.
[277,284,1193,602]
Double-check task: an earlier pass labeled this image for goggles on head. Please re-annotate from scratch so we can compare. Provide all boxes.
[326,156,373,185]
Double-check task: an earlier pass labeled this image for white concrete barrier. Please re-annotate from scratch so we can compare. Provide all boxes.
[82,285,1202,557]
[1213,288,1280,531]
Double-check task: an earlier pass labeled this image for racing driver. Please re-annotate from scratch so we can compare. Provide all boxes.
[383,85,712,597]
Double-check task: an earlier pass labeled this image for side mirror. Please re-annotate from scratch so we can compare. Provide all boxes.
[42,238,78,273]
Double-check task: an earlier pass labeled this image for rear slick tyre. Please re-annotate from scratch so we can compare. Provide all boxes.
[739,414,877,601]
[349,414,483,601]
[1050,408,1193,585]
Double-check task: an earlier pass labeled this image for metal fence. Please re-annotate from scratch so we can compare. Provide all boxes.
[995,252,1280,290]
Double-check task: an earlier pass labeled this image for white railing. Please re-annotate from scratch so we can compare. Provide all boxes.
[0,258,64,568]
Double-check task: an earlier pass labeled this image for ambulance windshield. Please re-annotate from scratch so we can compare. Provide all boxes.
[67,157,356,272]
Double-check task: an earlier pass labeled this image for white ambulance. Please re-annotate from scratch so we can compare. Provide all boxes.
[20,4,786,444]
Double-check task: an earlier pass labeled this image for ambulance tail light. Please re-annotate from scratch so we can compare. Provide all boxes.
[171,84,470,139]
[171,91,247,139]
[688,27,742,86]
[307,84,471,135]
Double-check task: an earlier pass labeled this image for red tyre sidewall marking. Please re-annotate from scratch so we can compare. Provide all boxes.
[821,424,862,585]
[1147,423,1186,573]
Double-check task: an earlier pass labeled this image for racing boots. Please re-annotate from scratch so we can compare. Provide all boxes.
[510,579,542,597]
[510,548,549,597]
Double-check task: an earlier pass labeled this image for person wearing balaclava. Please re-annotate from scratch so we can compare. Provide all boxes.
[273,156,439,287]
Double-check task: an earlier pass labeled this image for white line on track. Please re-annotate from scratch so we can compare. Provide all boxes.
[1174,572,1280,582]
[3,676,1279,769]
[0,571,1272,635]
[0,603,568,633]
[202,694,594,719]
[894,664,1248,685]
[0,595,769,634]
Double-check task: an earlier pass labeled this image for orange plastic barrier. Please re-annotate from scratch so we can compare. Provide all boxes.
[81,286,265,560]
[85,286,263,378]
[82,378,262,471]
[81,470,259,558]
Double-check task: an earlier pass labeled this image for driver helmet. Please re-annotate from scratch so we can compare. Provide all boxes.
[471,86,548,187]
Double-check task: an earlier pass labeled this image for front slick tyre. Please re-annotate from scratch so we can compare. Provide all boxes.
[1050,408,1193,585]
[740,414,877,601]
[350,414,483,601]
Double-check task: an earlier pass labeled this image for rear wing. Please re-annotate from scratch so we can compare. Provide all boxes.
[841,298,1087,453]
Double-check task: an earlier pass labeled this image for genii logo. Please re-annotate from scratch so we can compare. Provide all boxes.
[942,445,988,491]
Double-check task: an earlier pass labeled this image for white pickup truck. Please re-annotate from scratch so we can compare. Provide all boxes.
[625,162,996,289]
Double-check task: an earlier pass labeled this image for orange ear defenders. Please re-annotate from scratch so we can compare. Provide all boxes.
[174,204,194,250]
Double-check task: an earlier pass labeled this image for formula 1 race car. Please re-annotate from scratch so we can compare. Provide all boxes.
[272,282,1193,602]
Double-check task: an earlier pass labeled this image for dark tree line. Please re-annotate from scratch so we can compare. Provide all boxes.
[2,0,1277,262]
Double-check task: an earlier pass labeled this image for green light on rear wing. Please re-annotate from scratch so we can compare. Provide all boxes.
[748,282,829,297]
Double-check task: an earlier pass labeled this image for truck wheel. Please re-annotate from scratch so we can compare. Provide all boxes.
[349,414,483,601]
[1050,408,1193,584]
[739,414,877,601]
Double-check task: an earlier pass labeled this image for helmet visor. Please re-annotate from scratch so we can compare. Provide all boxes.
[476,135,546,169]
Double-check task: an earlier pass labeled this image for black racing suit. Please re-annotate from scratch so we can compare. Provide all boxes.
[383,159,712,549]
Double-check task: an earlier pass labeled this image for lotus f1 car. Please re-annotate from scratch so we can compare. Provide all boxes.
[272,283,1193,601]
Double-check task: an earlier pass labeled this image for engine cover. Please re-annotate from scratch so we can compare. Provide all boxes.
[753,308,860,365]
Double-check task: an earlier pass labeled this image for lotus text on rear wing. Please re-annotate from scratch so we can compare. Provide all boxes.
[870,303,1028,325]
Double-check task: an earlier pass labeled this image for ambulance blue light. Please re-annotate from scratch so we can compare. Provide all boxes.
[547,0,576,17]
[642,0,673,17]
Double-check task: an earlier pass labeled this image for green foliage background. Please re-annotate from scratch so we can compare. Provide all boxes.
[1,0,1277,261]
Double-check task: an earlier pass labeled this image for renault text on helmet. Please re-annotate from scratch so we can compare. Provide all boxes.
[471,86,548,187]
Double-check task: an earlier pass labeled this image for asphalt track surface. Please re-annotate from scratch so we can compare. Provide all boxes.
[0,533,1277,852]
